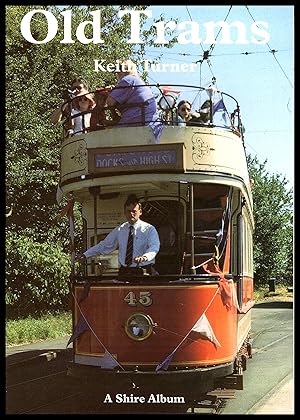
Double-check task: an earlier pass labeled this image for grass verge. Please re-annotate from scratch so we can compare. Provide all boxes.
[254,285,293,303]
[6,311,72,347]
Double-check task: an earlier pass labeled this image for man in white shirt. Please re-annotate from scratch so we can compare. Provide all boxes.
[76,194,160,275]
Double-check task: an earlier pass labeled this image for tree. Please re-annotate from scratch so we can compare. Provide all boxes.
[5,5,175,317]
[247,155,293,287]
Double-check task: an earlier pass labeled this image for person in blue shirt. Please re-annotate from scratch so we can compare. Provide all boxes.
[76,194,160,274]
[106,60,163,143]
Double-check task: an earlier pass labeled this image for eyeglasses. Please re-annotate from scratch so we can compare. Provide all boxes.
[179,107,191,112]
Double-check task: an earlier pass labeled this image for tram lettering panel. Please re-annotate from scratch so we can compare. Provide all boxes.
[95,151,175,167]
[88,143,185,174]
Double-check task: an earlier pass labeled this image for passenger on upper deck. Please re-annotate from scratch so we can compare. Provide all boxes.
[93,86,114,129]
[199,100,212,123]
[76,194,160,275]
[106,60,163,142]
[173,100,192,126]
[70,89,96,136]
[50,78,89,126]
[188,99,212,125]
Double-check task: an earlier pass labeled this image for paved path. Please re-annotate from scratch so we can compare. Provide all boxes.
[249,376,294,415]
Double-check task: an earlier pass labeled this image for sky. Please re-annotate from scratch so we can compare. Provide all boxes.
[138,5,294,188]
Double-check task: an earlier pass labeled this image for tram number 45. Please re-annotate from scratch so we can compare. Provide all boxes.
[124,291,153,307]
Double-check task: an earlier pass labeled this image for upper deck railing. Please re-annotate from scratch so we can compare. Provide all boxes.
[61,83,244,143]
[59,83,251,194]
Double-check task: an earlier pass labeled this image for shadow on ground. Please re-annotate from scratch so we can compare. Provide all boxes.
[254,301,293,309]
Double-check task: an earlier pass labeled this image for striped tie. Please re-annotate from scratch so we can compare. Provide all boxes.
[125,225,134,266]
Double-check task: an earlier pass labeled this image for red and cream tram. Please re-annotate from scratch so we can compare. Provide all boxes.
[61,84,254,401]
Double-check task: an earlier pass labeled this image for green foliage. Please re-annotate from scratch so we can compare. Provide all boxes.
[247,155,293,286]
[6,311,72,346]
[6,5,175,319]
[253,285,293,303]
[6,229,71,318]
[6,6,293,319]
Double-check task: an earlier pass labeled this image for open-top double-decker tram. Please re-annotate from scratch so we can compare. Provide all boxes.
[60,84,254,402]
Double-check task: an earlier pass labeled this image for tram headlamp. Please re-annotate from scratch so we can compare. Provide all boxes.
[125,313,155,341]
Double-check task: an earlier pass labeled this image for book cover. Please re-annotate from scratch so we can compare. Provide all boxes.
[5,5,294,415]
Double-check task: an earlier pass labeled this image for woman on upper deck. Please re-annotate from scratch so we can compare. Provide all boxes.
[106,60,163,142]
[70,89,96,135]
[51,78,89,125]
[173,100,192,126]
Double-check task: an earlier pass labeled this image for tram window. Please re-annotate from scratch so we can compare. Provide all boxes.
[141,199,183,274]
[182,184,231,274]
[194,210,223,231]
[158,223,176,253]
[90,233,106,247]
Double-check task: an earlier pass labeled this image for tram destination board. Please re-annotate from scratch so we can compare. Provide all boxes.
[88,143,185,174]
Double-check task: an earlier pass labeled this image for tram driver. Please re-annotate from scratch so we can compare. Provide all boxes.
[76,194,160,276]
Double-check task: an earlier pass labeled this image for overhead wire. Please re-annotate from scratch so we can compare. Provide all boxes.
[245,6,294,89]
[143,48,290,59]
[188,5,293,181]
[186,5,233,107]
[141,6,293,182]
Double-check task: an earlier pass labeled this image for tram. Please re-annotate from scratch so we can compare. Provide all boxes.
[60,84,254,401]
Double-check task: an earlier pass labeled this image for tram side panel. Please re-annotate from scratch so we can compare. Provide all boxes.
[73,283,238,368]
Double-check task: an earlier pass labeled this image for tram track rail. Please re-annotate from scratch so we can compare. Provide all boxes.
[6,353,234,414]
[6,360,231,415]
[6,306,293,414]
[18,391,86,415]
[6,353,237,414]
